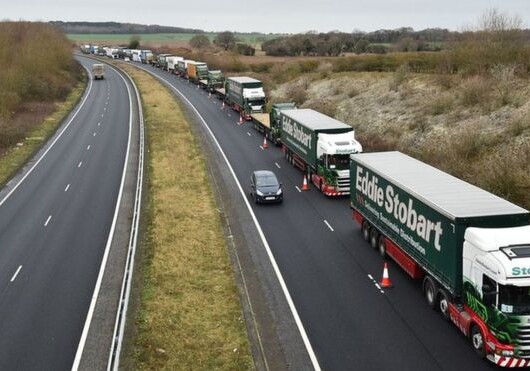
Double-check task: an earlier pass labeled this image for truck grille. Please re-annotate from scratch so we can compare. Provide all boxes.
[336,176,350,192]
[515,320,530,357]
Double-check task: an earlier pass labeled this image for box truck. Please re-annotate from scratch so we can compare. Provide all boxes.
[224,77,266,120]
[187,61,208,83]
[350,151,530,367]
[280,109,362,196]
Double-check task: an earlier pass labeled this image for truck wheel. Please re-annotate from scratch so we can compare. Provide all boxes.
[362,221,370,242]
[423,276,437,308]
[378,235,387,258]
[370,228,379,250]
[438,289,450,320]
[470,325,486,359]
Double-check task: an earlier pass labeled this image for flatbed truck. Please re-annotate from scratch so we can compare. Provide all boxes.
[251,102,296,144]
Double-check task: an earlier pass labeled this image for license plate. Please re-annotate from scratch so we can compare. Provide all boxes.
[265,197,275,200]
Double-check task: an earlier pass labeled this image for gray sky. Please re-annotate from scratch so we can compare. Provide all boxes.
[2,0,528,33]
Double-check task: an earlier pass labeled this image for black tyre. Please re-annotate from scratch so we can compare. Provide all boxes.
[424,276,437,308]
[362,221,370,242]
[438,289,451,320]
[378,235,387,258]
[369,228,379,249]
[470,325,486,359]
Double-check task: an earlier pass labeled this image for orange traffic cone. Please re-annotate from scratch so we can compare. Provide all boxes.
[262,136,268,149]
[301,175,309,191]
[379,262,393,288]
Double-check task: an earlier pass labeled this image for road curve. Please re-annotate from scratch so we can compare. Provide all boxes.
[0,56,133,370]
[130,62,497,371]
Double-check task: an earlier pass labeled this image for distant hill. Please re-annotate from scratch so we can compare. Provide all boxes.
[50,21,203,34]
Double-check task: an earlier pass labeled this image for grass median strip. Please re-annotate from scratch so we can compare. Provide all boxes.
[0,79,86,188]
[121,65,254,370]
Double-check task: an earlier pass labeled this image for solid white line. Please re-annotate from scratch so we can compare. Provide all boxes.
[0,67,93,210]
[296,186,302,193]
[44,215,52,227]
[87,145,91,150]
[275,162,281,169]
[134,66,322,371]
[78,161,83,168]
[10,265,22,282]
[324,220,334,232]
[72,59,133,371]
[65,184,70,192]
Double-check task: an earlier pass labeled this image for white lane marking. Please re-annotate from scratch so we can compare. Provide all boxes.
[0,66,93,209]
[275,162,281,169]
[44,215,52,227]
[10,265,22,282]
[101,114,104,118]
[78,161,83,168]
[93,132,97,137]
[134,66,322,371]
[65,184,70,192]
[367,274,373,280]
[324,220,334,232]
[259,145,264,150]
[375,283,382,290]
[247,132,251,136]
[73,60,134,371]
[104,107,107,111]
[87,145,91,151]
[98,122,101,126]
[295,186,302,192]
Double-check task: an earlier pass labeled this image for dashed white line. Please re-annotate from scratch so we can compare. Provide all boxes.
[324,220,334,232]
[10,265,22,282]
[87,145,91,150]
[247,132,251,136]
[64,184,70,192]
[367,274,374,280]
[78,161,83,168]
[101,114,104,118]
[259,145,264,150]
[44,215,52,227]
[275,162,281,169]
[98,122,101,126]
[104,107,107,111]
[93,132,97,137]
[295,186,302,192]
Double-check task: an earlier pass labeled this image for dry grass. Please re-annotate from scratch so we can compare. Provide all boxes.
[0,80,86,187]
[119,64,253,370]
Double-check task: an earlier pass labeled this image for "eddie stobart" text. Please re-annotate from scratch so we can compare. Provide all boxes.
[356,166,443,251]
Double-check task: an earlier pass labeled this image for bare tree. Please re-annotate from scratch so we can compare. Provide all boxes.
[189,34,210,49]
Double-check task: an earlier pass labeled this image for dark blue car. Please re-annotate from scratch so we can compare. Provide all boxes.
[250,170,283,204]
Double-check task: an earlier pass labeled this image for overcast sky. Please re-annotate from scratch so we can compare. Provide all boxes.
[2,0,528,33]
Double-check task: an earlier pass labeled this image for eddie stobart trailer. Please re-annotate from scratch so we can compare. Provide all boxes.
[280,109,362,196]
[224,77,266,120]
[350,151,530,367]
[251,103,296,144]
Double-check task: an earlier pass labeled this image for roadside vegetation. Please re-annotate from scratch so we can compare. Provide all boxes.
[0,21,83,186]
[119,64,253,370]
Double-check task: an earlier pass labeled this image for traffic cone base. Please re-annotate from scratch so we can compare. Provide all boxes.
[301,175,309,191]
[379,262,393,288]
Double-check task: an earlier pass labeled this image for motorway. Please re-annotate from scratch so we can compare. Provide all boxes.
[0,57,134,369]
[130,63,497,370]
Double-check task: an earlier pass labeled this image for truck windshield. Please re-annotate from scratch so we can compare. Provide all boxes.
[327,155,350,170]
[498,284,530,314]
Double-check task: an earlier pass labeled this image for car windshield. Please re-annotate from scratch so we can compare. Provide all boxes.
[498,284,530,315]
[256,175,278,187]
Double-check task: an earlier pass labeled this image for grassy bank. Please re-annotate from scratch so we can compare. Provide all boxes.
[0,79,86,187]
[119,64,253,370]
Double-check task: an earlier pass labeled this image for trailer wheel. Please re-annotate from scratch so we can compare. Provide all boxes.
[423,276,437,308]
[470,325,486,359]
[370,228,379,250]
[438,289,450,320]
[362,221,370,242]
[377,235,387,258]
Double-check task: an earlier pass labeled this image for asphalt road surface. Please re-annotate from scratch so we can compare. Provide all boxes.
[0,57,132,370]
[132,63,497,371]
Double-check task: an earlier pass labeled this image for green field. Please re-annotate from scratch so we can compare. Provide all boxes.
[67,32,279,46]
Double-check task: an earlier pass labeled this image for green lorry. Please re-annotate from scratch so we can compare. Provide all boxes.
[200,70,224,92]
[224,77,266,120]
[280,109,362,196]
[251,103,296,144]
[350,151,530,367]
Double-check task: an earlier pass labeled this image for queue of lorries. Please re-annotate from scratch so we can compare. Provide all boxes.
[82,43,530,367]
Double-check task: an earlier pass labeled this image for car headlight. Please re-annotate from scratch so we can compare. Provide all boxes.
[276,188,283,195]
[256,190,264,196]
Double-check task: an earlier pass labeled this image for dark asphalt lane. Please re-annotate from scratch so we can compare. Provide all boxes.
[0,57,131,370]
[132,64,497,370]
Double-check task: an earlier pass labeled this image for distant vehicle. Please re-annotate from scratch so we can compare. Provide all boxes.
[224,77,266,120]
[124,57,130,62]
[92,64,105,80]
[250,170,283,204]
